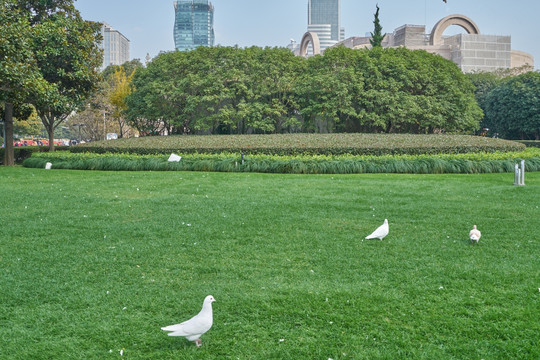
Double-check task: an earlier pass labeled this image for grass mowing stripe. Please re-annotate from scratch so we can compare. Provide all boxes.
[0,167,539,359]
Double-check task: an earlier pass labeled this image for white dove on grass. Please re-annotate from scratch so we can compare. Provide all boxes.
[161,295,215,347]
[469,225,481,244]
[365,219,389,241]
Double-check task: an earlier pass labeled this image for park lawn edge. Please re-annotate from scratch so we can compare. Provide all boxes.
[22,148,540,174]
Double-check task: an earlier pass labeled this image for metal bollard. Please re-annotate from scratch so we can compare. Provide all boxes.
[514,161,525,186]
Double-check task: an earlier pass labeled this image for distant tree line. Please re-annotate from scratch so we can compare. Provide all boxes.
[467,68,540,140]
[123,46,483,136]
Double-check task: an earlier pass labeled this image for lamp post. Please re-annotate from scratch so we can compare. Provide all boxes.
[103,110,108,141]
[73,123,85,143]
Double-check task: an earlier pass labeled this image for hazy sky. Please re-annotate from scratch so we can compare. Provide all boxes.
[75,0,539,69]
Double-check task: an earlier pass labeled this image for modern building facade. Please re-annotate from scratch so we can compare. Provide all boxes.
[99,23,130,70]
[173,0,215,52]
[307,0,344,52]
[299,13,533,72]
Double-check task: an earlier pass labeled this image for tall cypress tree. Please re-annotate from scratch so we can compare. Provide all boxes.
[370,4,384,48]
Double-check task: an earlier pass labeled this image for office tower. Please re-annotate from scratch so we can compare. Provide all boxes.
[173,0,215,51]
[99,23,130,70]
[307,0,344,51]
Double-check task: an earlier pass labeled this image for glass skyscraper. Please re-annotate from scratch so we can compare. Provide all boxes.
[307,0,344,51]
[173,0,215,52]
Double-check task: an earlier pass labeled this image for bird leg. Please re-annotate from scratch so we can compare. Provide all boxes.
[194,339,202,347]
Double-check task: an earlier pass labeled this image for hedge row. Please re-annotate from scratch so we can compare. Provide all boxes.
[73,134,525,156]
[0,146,70,165]
[22,148,540,174]
[517,141,540,148]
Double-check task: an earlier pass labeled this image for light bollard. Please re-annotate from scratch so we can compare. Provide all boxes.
[514,161,525,186]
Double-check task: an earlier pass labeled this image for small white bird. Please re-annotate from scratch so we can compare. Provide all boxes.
[469,225,481,244]
[161,295,216,347]
[365,219,389,241]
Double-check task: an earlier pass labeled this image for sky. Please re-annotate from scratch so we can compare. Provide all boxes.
[75,0,539,69]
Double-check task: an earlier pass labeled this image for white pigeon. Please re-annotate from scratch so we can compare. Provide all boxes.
[161,295,215,347]
[365,219,389,241]
[469,225,481,244]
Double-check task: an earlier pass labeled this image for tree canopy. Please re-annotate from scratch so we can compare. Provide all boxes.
[124,46,482,136]
[485,71,540,140]
[1,0,102,164]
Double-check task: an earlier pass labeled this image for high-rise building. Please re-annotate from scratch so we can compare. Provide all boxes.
[307,0,344,51]
[173,0,215,52]
[99,23,130,70]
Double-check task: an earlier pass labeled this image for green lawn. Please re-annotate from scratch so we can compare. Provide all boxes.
[1,167,539,359]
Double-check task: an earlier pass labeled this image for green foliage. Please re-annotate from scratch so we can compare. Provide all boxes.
[125,47,304,136]
[13,107,43,136]
[23,148,540,174]
[31,10,103,149]
[125,46,482,136]
[0,2,50,165]
[370,4,384,48]
[71,134,525,156]
[0,145,69,165]
[485,71,540,140]
[1,0,103,159]
[1,167,540,358]
[518,140,540,148]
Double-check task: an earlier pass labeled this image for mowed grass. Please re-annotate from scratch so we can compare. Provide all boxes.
[0,167,539,359]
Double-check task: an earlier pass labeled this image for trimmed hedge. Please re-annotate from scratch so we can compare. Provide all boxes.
[0,146,70,165]
[517,140,540,148]
[72,134,525,156]
[22,148,540,174]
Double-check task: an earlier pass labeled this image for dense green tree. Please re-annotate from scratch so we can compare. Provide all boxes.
[124,46,482,136]
[125,47,303,135]
[485,71,540,140]
[466,71,503,134]
[0,2,48,165]
[294,46,359,132]
[125,51,189,135]
[31,8,102,150]
[1,0,102,158]
[297,46,481,134]
[370,4,384,48]
[358,47,482,134]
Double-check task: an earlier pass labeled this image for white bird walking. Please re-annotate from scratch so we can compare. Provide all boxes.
[365,219,389,241]
[161,295,216,347]
[469,225,481,244]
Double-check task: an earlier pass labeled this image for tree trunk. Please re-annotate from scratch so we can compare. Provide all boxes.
[3,103,15,166]
[47,124,55,152]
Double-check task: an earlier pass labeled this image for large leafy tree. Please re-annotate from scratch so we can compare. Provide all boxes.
[0,2,48,165]
[31,7,102,151]
[124,46,482,136]
[1,0,102,163]
[485,71,540,140]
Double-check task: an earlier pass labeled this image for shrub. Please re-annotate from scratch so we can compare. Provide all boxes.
[0,146,70,165]
[72,134,525,156]
[23,148,540,174]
